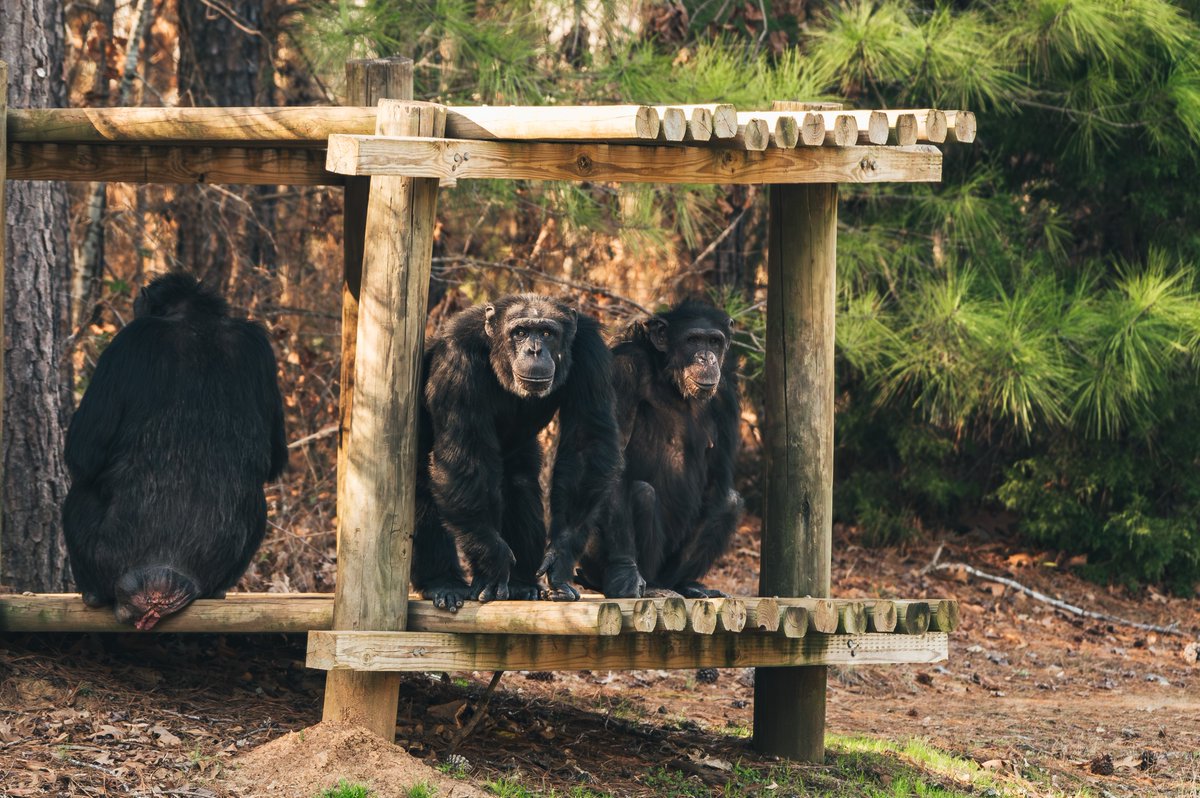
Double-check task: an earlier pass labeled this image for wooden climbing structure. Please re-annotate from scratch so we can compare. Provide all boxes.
[1,56,974,763]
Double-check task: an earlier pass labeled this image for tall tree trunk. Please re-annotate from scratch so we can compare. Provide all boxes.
[174,0,274,290]
[0,0,74,591]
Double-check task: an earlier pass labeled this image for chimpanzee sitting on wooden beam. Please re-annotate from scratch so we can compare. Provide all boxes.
[579,300,743,598]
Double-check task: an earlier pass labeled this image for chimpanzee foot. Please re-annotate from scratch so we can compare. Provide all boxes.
[678,582,728,599]
[536,546,581,601]
[81,592,106,608]
[602,562,647,599]
[423,580,472,612]
[507,581,541,601]
[643,587,684,599]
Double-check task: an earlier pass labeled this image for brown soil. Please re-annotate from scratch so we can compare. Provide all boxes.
[226,721,486,798]
[1,522,1197,797]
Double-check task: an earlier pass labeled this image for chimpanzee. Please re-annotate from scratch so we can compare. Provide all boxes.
[62,273,287,629]
[412,293,620,611]
[579,301,743,598]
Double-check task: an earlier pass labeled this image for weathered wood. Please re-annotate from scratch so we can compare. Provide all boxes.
[824,114,859,147]
[771,102,828,146]
[842,111,889,145]
[754,182,838,762]
[925,599,959,631]
[658,107,687,142]
[736,112,800,148]
[747,597,781,632]
[657,104,737,139]
[894,601,932,634]
[945,110,976,143]
[781,606,809,639]
[324,136,942,185]
[307,630,950,672]
[866,600,898,633]
[681,106,713,141]
[689,599,718,634]
[0,593,333,633]
[326,93,438,743]
[631,599,658,633]
[6,106,377,143]
[657,597,688,632]
[444,105,660,141]
[837,601,868,635]
[772,101,844,112]
[775,598,839,633]
[409,600,624,636]
[337,60,412,591]
[892,113,918,146]
[716,598,748,632]
[882,110,947,143]
[6,142,340,184]
[730,118,770,151]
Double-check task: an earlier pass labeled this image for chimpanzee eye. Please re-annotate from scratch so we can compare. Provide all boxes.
[514,328,527,339]
[711,335,723,347]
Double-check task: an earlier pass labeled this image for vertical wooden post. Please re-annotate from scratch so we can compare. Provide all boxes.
[324,86,442,738]
[0,61,7,572]
[338,57,413,531]
[753,183,837,762]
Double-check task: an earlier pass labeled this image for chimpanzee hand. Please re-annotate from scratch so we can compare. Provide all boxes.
[536,544,580,601]
[678,581,728,599]
[602,557,646,598]
[470,539,517,603]
[424,579,473,612]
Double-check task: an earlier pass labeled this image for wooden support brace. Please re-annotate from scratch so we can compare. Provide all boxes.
[308,630,950,672]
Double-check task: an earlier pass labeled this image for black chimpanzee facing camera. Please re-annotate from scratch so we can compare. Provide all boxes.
[62,273,287,629]
[579,300,743,598]
[412,293,620,611]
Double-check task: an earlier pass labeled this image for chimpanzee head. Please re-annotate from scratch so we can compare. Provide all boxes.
[113,565,200,631]
[640,301,734,402]
[134,272,229,320]
[485,294,577,399]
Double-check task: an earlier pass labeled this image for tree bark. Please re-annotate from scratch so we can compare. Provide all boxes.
[0,0,74,591]
[174,0,274,289]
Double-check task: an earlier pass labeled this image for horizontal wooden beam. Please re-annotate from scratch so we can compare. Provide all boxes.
[307,630,950,672]
[325,136,942,185]
[6,142,342,185]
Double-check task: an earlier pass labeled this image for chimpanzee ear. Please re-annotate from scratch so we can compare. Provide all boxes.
[645,317,669,353]
[484,303,497,337]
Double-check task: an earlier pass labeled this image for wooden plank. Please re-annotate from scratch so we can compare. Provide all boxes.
[445,104,659,141]
[781,606,809,638]
[680,106,713,142]
[658,107,687,142]
[657,104,737,139]
[894,601,932,634]
[881,109,947,143]
[6,142,339,184]
[307,630,950,672]
[775,598,838,633]
[7,106,377,143]
[325,136,942,185]
[410,600,624,636]
[747,597,781,632]
[325,93,438,743]
[689,599,717,634]
[838,601,868,635]
[892,113,918,146]
[656,597,688,631]
[866,600,898,633]
[754,182,838,763]
[841,111,890,145]
[824,114,858,147]
[716,598,747,632]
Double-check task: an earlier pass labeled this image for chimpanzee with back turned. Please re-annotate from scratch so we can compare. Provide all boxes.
[579,300,743,598]
[412,293,620,611]
[62,273,288,629]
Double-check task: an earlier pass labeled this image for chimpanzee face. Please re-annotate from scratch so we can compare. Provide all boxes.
[646,313,732,402]
[487,299,574,399]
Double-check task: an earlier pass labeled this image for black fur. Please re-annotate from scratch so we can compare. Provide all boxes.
[62,273,287,629]
[412,294,620,611]
[580,300,743,598]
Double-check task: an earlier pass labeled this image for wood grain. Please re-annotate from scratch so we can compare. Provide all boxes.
[324,136,941,185]
[444,104,659,141]
[307,630,950,672]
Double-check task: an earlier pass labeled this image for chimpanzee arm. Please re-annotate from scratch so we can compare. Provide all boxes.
[64,322,144,484]
[539,317,621,599]
[425,342,513,600]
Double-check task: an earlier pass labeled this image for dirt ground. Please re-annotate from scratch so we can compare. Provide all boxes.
[1,523,1197,797]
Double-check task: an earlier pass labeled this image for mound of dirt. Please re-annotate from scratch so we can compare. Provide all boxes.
[226,721,486,798]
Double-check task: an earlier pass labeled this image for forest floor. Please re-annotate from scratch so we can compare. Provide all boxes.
[1,523,1197,798]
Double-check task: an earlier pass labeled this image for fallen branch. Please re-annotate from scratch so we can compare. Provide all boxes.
[287,425,338,450]
[446,670,504,755]
[929,556,1186,637]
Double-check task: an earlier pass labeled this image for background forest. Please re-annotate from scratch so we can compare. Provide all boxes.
[6,0,1200,595]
